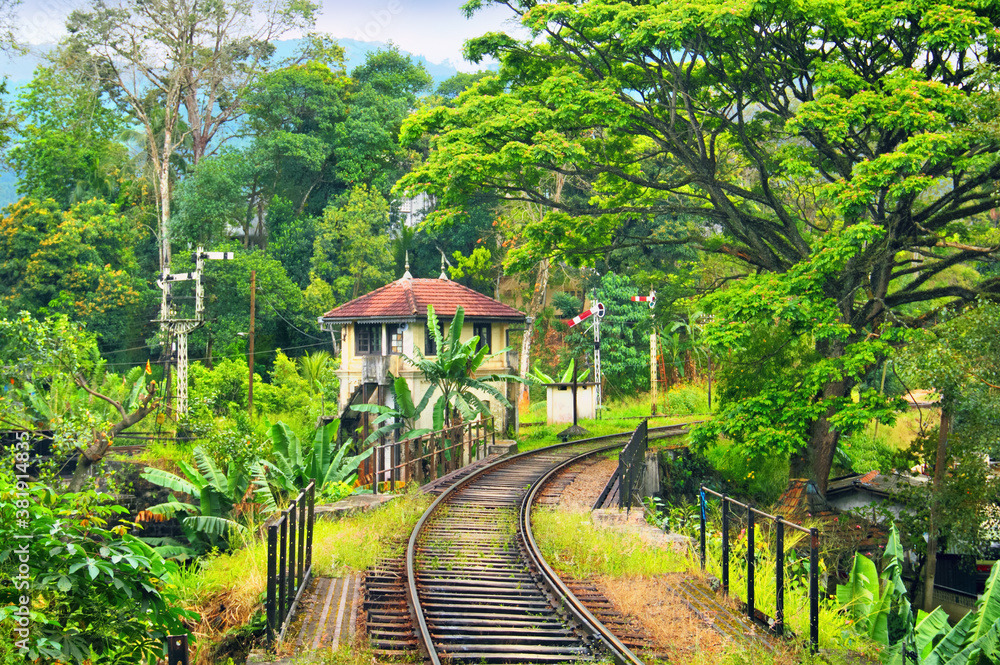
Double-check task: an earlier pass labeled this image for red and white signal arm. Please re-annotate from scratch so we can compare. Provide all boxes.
[565,301,606,328]
[631,292,656,308]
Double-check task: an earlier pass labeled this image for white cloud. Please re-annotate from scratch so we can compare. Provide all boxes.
[315,0,519,71]
[11,0,522,72]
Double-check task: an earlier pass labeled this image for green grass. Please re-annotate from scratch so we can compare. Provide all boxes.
[311,486,432,576]
[531,507,687,578]
[110,439,195,473]
[516,390,708,454]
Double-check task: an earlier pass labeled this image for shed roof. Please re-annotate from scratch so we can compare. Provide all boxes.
[319,277,527,323]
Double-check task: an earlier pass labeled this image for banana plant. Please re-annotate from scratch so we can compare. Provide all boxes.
[837,523,1000,665]
[351,375,435,445]
[140,446,251,553]
[404,305,524,429]
[252,420,372,511]
[529,359,591,385]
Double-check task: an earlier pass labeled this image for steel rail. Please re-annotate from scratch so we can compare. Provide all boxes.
[406,423,691,664]
[521,447,646,665]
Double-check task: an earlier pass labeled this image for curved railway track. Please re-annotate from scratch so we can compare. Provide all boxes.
[405,424,691,664]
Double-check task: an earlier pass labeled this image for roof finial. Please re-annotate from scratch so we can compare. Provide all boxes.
[439,251,449,280]
[402,251,412,280]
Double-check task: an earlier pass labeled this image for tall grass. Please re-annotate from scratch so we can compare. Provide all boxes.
[311,487,432,576]
[531,508,687,578]
[170,539,268,664]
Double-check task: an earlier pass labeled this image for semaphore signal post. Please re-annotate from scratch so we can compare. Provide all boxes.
[154,246,235,415]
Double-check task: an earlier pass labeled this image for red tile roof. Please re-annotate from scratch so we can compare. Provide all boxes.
[320,277,526,322]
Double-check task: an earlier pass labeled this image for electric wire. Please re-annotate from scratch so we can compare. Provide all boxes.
[255,286,328,342]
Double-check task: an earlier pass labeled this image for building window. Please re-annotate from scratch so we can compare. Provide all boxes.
[390,327,403,354]
[424,319,447,356]
[473,322,492,353]
[356,324,382,355]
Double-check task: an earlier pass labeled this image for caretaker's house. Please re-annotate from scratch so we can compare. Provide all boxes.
[318,268,527,438]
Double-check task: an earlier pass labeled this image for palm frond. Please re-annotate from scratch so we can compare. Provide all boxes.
[194,447,229,496]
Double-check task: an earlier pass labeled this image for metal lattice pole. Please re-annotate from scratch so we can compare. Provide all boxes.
[177,331,188,414]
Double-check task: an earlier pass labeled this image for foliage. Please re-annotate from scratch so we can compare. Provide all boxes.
[834,524,1000,664]
[0,198,153,350]
[253,420,370,510]
[200,407,272,475]
[895,303,1000,558]
[704,439,790,506]
[528,358,590,385]
[311,184,395,303]
[565,272,651,393]
[8,59,127,208]
[399,0,1000,493]
[171,147,264,247]
[403,305,520,429]
[835,525,910,647]
[0,475,196,663]
[141,446,254,555]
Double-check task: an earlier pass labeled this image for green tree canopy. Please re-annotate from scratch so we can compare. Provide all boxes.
[0,199,154,351]
[399,0,1000,492]
[7,59,127,208]
[311,184,394,303]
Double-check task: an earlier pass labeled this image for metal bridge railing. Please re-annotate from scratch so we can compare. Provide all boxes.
[265,480,315,643]
[618,419,648,512]
[699,485,820,653]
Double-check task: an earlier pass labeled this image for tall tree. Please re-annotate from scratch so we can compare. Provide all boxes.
[66,0,317,275]
[311,184,394,302]
[399,0,1000,492]
[7,59,127,208]
[897,303,1000,610]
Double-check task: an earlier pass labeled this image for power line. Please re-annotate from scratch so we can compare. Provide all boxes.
[256,286,328,342]
[2,342,331,371]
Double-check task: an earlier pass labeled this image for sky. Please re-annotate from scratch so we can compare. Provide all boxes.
[13,0,519,73]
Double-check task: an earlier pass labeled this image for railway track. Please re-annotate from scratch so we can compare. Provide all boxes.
[404,424,691,664]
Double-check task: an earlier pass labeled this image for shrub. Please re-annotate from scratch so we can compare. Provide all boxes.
[0,475,195,663]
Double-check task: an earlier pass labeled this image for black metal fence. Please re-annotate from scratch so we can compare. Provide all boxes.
[619,419,648,512]
[699,486,820,653]
[265,480,316,642]
[165,634,188,665]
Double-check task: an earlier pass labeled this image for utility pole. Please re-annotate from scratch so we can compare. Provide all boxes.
[248,269,256,418]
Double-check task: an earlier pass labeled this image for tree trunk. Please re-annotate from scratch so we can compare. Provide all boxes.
[518,259,549,411]
[923,407,951,612]
[790,338,851,495]
[67,385,158,493]
[158,127,173,276]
